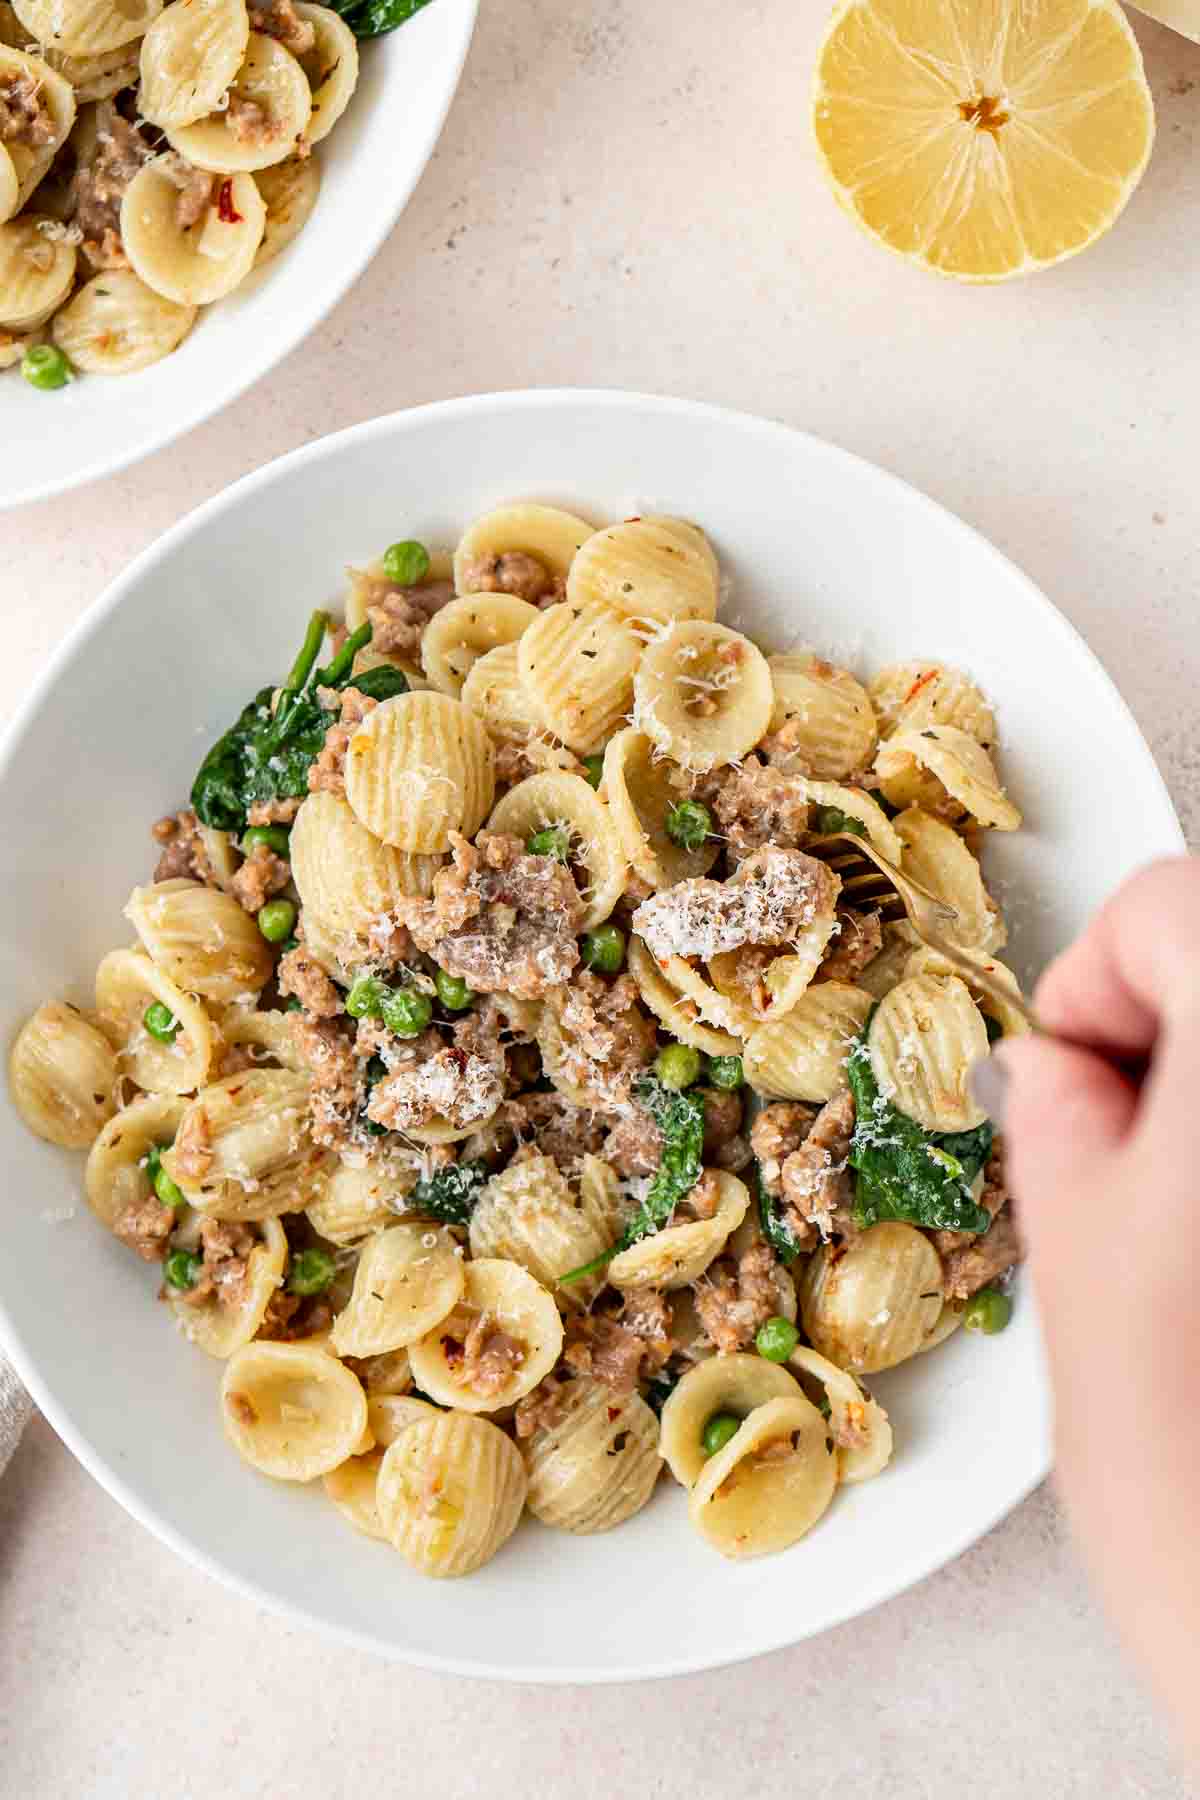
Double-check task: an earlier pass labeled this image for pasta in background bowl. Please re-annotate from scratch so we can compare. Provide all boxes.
[0,391,1181,1679]
[0,0,475,508]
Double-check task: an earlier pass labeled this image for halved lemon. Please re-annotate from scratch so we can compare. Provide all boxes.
[813,0,1156,281]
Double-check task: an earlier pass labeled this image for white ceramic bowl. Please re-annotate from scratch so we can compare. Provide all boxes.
[0,391,1182,1679]
[0,0,476,511]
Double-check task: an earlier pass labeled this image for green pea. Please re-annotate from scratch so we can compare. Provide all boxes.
[363,1118,388,1136]
[257,899,297,944]
[143,1001,179,1043]
[984,1014,1003,1045]
[163,1249,202,1291]
[285,996,304,1012]
[382,540,431,586]
[345,975,388,1019]
[153,1162,185,1211]
[528,826,571,862]
[288,1247,337,1296]
[583,754,605,790]
[814,805,866,839]
[21,344,72,391]
[701,1413,741,1457]
[435,968,474,1011]
[581,924,626,974]
[654,1042,701,1090]
[962,1287,1012,1335]
[706,1054,744,1091]
[381,987,433,1038]
[241,824,291,855]
[756,1316,800,1362]
[664,800,712,852]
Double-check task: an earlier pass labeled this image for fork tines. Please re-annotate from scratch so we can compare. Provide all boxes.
[806,836,906,921]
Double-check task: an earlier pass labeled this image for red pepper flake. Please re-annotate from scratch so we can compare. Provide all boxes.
[607,1405,621,1422]
[903,668,937,706]
[217,179,243,224]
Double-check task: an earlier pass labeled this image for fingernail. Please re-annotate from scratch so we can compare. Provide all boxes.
[969,1053,1009,1126]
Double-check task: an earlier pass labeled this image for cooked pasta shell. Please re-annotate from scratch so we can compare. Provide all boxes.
[377,1410,526,1578]
[487,769,627,931]
[903,944,1031,1041]
[323,1447,388,1539]
[13,0,161,55]
[517,596,643,752]
[161,1068,330,1219]
[39,38,139,100]
[601,727,719,889]
[167,31,310,171]
[790,775,902,863]
[768,652,878,779]
[221,1339,367,1480]
[893,805,1005,952]
[0,319,39,366]
[125,878,274,1000]
[522,1378,661,1534]
[467,1152,614,1305]
[84,1091,187,1228]
[330,1222,465,1357]
[52,269,197,372]
[343,691,495,853]
[95,947,214,1094]
[607,1170,749,1292]
[138,0,249,128]
[0,145,17,225]
[252,151,319,264]
[293,2,356,144]
[214,1002,307,1073]
[564,516,718,627]
[290,790,423,946]
[868,972,988,1133]
[367,1392,439,1447]
[869,661,996,746]
[459,641,540,743]
[798,1222,945,1373]
[407,1258,563,1412]
[0,212,75,328]
[453,502,595,593]
[171,1215,288,1357]
[688,1394,836,1559]
[706,861,842,1029]
[9,999,118,1148]
[743,980,873,1101]
[122,159,264,303]
[343,550,454,632]
[875,726,1020,831]
[632,620,773,772]
[421,592,537,698]
[658,1352,802,1489]
[306,1156,417,1244]
[0,46,74,207]
[786,1343,892,1484]
[855,918,921,1000]
[626,934,741,1056]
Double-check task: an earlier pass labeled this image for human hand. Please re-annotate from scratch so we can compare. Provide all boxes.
[977,857,1200,1754]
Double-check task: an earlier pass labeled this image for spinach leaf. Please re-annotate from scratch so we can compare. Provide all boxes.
[560,1076,706,1283]
[408,1158,488,1227]
[327,0,433,37]
[846,1018,992,1234]
[643,1369,679,1417]
[755,1162,803,1264]
[190,612,407,831]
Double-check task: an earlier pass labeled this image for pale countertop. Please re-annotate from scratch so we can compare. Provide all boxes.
[4,0,1200,1793]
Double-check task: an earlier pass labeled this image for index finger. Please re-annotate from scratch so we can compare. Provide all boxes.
[1035,857,1200,1057]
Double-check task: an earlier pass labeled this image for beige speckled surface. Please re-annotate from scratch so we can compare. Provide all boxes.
[4,0,1200,1791]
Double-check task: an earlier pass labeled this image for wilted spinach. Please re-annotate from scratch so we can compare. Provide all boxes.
[408,1158,489,1227]
[190,612,407,832]
[755,1162,804,1264]
[327,0,433,37]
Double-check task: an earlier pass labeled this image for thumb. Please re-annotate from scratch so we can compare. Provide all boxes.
[975,1036,1138,1251]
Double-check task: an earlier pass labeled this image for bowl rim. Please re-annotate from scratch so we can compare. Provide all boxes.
[0,388,1184,1680]
[0,0,479,514]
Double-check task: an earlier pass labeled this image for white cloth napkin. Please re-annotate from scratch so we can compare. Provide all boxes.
[0,1353,33,1478]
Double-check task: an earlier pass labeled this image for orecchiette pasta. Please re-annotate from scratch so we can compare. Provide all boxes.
[305,1157,417,1245]
[221,1340,368,1480]
[289,790,426,948]
[518,596,643,751]
[452,502,595,594]
[565,516,719,627]
[659,1352,802,1489]
[467,1153,614,1304]
[632,621,774,771]
[875,725,1021,830]
[0,212,75,328]
[343,691,495,853]
[252,153,320,265]
[121,160,264,305]
[166,32,311,172]
[687,1395,837,1559]
[522,1378,662,1534]
[330,1222,465,1357]
[420,592,538,698]
[161,1068,330,1219]
[787,1343,893,1484]
[9,999,117,1147]
[0,47,75,206]
[214,1002,307,1073]
[171,1216,288,1358]
[125,877,273,999]
[892,804,1006,952]
[407,1259,564,1411]
[601,727,720,890]
[94,947,214,1094]
[743,980,873,1101]
[799,1223,947,1373]
[137,0,249,129]
[293,3,358,145]
[84,1091,187,1228]
[626,934,742,1056]
[51,269,196,373]
[608,1171,749,1292]
[13,0,162,56]
[323,1448,389,1540]
[869,661,996,745]
[376,1410,527,1578]
[868,972,988,1133]
[487,769,627,931]
[768,652,878,778]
